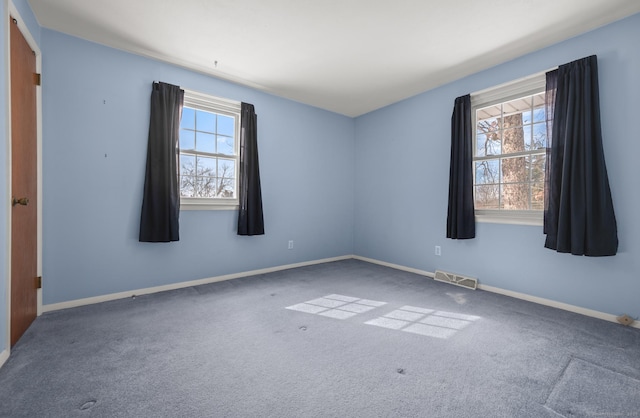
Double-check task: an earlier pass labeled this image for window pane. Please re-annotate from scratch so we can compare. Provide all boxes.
[196,177,216,198]
[196,110,215,133]
[217,176,235,198]
[196,132,215,153]
[503,97,531,126]
[501,157,528,208]
[501,183,531,210]
[532,123,546,149]
[217,158,235,177]
[477,130,502,155]
[477,104,501,121]
[216,159,235,197]
[217,135,235,155]
[501,156,528,209]
[477,132,503,156]
[475,185,499,209]
[502,156,527,183]
[197,156,216,176]
[218,114,235,137]
[477,116,501,134]
[180,129,195,151]
[477,111,501,155]
[181,107,195,130]
[502,127,526,154]
[180,154,196,176]
[475,160,499,185]
[486,134,501,155]
[476,133,487,157]
[180,175,196,197]
[530,153,546,183]
[532,93,546,122]
[531,182,544,210]
[523,125,534,151]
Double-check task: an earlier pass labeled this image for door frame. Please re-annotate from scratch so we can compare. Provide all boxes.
[3,0,42,357]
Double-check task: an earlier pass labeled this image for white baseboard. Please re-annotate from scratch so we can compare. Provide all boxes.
[0,349,8,369]
[353,255,639,329]
[353,255,435,278]
[476,283,639,328]
[43,255,352,312]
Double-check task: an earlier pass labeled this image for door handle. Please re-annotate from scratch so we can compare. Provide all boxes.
[12,197,29,207]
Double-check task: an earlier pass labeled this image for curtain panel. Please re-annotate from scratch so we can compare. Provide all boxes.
[139,82,184,242]
[447,94,475,239]
[543,55,618,256]
[237,102,265,236]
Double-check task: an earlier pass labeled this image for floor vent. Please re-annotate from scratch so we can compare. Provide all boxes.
[434,270,478,290]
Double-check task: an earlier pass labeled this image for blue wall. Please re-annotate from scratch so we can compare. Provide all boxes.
[40,30,355,304]
[354,13,640,318]
[11,0,40,45]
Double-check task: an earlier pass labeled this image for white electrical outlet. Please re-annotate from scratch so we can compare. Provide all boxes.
[435,245,441,256]
[288,240,294,250]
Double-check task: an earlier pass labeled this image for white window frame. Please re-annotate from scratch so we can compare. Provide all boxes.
[179,89,241,211]
[470,71,548,226]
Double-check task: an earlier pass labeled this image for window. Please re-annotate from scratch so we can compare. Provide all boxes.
[179,89,241,210]
[471,73,547,225]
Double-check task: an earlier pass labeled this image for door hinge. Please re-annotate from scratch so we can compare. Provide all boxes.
[35,276,42,289]
[34,73,41,86]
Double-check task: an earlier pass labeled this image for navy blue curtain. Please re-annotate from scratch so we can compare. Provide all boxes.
[447,94,475,239]
[139,82,183,242]
[544,56,618,256]
[237,102,264,236]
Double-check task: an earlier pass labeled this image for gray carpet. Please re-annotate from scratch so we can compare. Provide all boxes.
[0,259,638,417]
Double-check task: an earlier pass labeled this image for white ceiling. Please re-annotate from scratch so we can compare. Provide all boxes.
[28,0,640,117]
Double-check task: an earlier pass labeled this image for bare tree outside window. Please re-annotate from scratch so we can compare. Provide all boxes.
[474,93,546,211]
[179,157,235,198]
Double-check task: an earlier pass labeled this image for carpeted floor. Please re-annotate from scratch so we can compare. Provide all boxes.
[1,259,638,417]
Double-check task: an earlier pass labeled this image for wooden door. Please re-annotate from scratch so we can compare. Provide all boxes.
[10,16,38,347]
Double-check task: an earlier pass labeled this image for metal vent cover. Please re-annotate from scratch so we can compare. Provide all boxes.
[434,270,478,290]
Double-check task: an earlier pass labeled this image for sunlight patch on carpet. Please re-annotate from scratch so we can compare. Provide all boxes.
[365,306,481,339]
[285,294,386,320]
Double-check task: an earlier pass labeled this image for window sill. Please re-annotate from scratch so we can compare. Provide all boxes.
[180,198,239,211]
[475,210,543,226]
